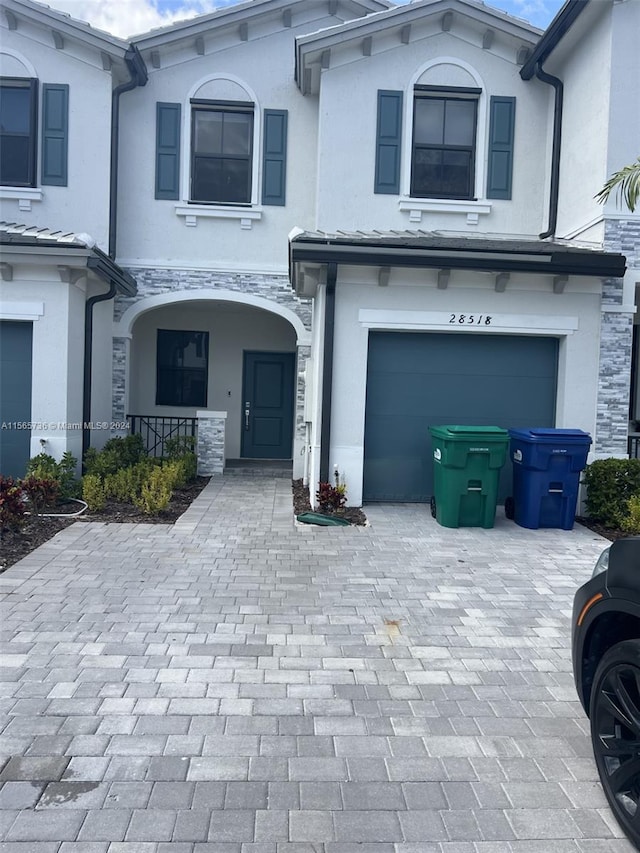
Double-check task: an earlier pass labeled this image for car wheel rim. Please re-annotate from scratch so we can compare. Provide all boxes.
[593,662,640,826]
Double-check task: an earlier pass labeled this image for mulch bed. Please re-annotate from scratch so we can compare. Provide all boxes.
[576,517,627,541]
[0,477,210,574]
[292,478,367,526]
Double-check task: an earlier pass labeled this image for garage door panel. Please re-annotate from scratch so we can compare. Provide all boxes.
[364,331,558,502]
[0,321,33,478]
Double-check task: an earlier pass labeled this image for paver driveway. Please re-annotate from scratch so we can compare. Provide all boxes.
[0,475,635,853]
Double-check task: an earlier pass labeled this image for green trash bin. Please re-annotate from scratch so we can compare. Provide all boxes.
[429,425,509,528]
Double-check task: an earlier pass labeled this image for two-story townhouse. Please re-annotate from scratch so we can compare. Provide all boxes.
[112,0,390,478]
[0,0,139,476]
[288,0,631,506]
[1,0,635,513]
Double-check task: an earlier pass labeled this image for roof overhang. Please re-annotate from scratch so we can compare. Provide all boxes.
[520,0,589,80]
[0,223,137,297]
[133,0,391,54]
[289,229,626,295]
[2,0,130,63]
[296,0,541,94]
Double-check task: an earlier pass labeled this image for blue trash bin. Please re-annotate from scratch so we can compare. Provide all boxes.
[506,428,592,530]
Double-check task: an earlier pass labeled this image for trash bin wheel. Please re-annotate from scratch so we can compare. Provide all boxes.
[430,496,436,518]
[504,496,515,520]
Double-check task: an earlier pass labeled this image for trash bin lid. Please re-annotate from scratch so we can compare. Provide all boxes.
[445,425,509,436]
[509,428,592,444]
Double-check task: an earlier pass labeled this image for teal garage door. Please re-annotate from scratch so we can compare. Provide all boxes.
[363,331,558,502]
[0,321,33,478]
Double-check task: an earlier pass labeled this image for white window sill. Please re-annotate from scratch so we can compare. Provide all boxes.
[0,186,43,212]
[399,197,492,226]
[175,204,263,230]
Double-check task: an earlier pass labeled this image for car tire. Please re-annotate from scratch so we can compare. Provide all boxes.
[430,496,436,519]
[589,638,640,850]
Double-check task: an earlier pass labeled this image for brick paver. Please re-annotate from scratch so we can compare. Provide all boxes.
[0,474,634,852]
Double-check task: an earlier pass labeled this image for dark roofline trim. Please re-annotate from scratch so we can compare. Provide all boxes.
[0,236,137,296]
[290,240,626,279]
[520,0,589,80]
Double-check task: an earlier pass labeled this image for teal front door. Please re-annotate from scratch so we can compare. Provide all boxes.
[241,351,295,459]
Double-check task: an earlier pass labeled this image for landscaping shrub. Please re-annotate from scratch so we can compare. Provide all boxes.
[83,474,106,511]
[21,476,59,514]
[316,468,348,513]
[134,467,172,514]
[582,458,640,528]
[0,476,27,530]
[164,460,187,490]
[84,434,145,478]
[622,495,640,534]
[164,435,197,482]
[103,459,155,502]
[26,451,80,499]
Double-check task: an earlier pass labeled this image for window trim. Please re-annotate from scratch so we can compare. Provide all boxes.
[0,77,38,188]
[410,87,479,201]
[189,98,255,206]
[402,58,489,206]
[156,328,209,408]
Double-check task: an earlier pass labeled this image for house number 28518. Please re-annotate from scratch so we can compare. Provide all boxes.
[449,314,492,325]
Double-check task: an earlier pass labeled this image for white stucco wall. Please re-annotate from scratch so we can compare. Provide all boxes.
[315,31,550,236]
[325,267,602,506]
[0,270,89,465]
[129,301,297,458]
[117,22,328,270]
[0,27,114,251]
[549,3,612,240]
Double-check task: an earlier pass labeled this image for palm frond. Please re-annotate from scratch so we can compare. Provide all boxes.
[595,158,640,213]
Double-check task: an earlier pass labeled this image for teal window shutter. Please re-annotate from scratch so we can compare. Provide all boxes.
[41,84,68,186]
[374,90,403,194]
[155,102,181,200]
[262,109,287,206]
[487,96,515,199]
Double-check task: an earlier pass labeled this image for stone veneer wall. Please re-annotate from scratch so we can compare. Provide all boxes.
[196,412,226,475]
[111,268,312,472]
[596,219,639,457]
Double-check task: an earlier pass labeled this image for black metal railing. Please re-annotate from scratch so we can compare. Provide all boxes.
[629,435,640,459]
[128,415,197,458]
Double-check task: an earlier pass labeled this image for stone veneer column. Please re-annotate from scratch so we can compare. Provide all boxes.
[595,220,639,457]
[196,411,227,475]
[112,336,130,426]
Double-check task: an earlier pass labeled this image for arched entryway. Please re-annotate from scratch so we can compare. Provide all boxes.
[113,290,311,474]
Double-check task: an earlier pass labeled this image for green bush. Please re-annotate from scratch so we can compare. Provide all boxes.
[83,474,106,511]
[622,495,640,534]
[84,434,146,478]
[582,458,640,527]
[103,459,155,502]
[0,476,26,530]
[164,435,196,459]
[163,460,186,490]
[26,451,80,499]
[134,467,172,514]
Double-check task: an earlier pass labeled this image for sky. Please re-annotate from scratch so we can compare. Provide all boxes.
[42,0,566,40]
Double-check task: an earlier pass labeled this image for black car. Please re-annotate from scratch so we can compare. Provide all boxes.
[572,536,640,849]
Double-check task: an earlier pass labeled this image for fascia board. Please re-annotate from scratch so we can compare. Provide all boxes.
[296,0,540,54]
[4,0,129,58]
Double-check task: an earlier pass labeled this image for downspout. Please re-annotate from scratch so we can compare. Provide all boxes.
[109,46,148,259]
[319,263,337,483]
[536,64,563,240]
[82,282,116,461]
[82,46,147,462]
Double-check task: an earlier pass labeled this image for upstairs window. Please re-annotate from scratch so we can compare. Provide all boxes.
[190,100,253,204]
[156,329,209,407]
[411,87,479,200]
[0,78,38,187]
